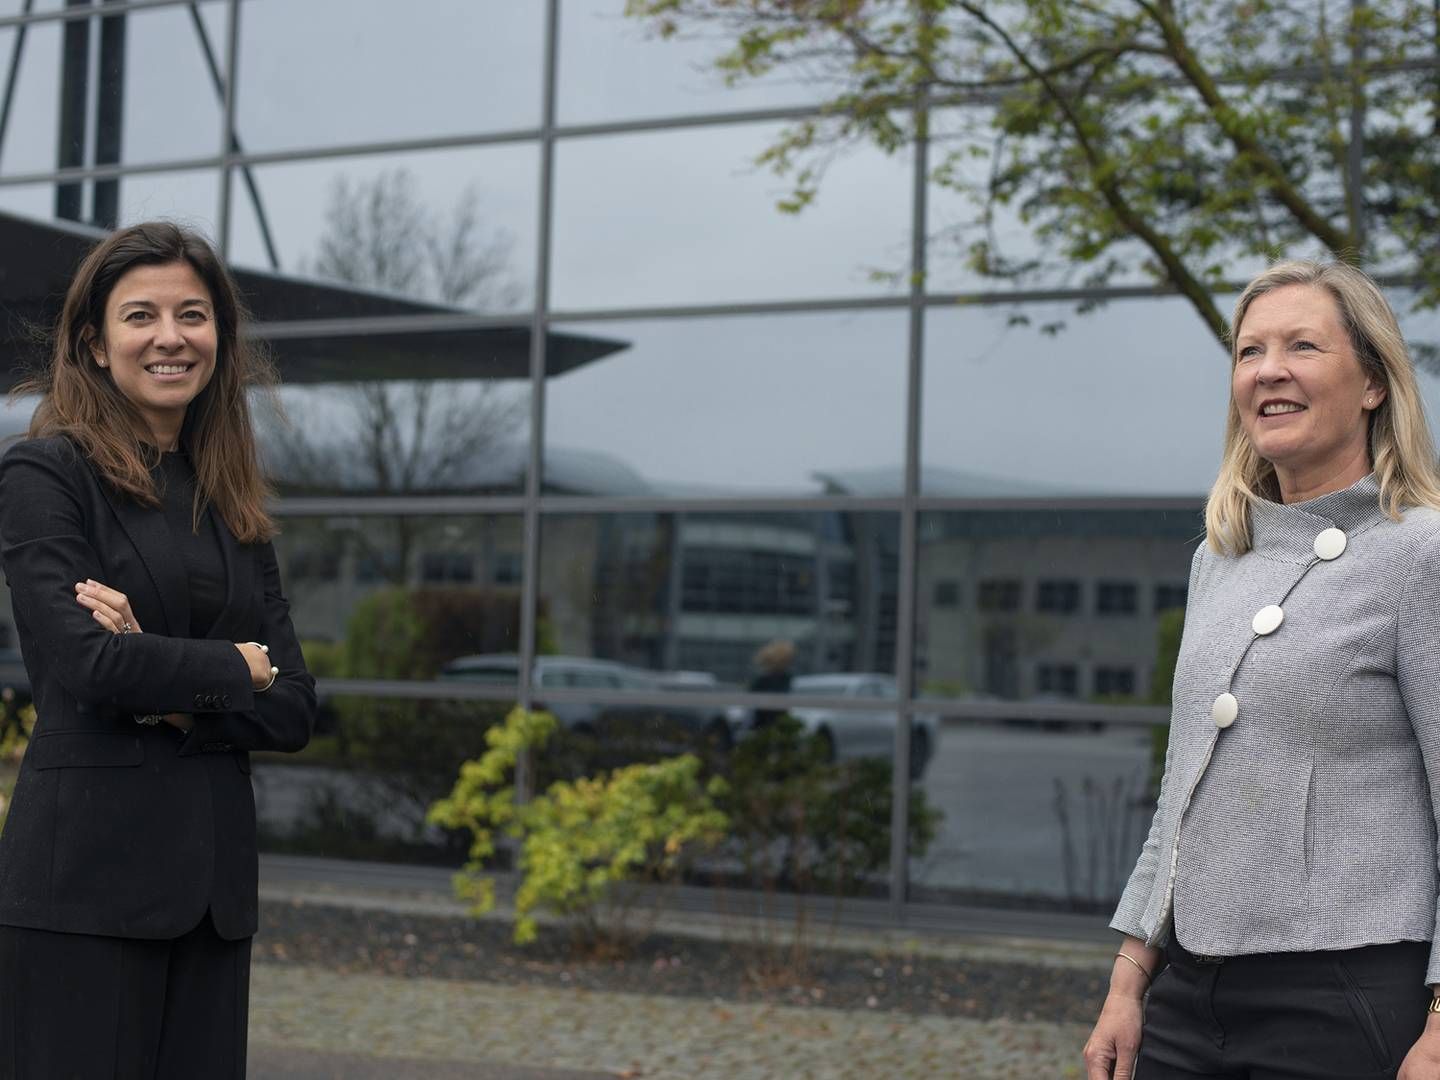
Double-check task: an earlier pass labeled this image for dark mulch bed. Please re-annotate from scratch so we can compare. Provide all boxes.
[257,899,1108,1024]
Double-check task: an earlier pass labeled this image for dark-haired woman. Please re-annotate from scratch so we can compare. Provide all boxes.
[0,222,315,1078]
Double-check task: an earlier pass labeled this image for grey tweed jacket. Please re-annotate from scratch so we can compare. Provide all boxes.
[1111,474,1440,984]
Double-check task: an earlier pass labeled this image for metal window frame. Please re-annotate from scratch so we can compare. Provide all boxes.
[3,0,1207,916]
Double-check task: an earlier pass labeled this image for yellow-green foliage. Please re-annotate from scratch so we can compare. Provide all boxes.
[0,703,35,764]
[428,706,729,945]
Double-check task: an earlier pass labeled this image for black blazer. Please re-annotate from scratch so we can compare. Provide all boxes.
[0,435,315,941]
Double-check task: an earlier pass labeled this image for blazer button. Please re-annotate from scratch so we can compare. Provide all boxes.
[1213,692,1238,728]
[193,694,204,708]
[1252,605,1284,636]
[1314,527,1347,561]
[221,694,231,709]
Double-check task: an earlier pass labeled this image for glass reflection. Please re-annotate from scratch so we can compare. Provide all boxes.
[914,507,1201,702]
[263,376,531,495]
[558,0,838,124]
[254,695,509,864]
[538,510,899,684]
[228,145,538,316]
[923,298,1231,497]
[552,124,911,309]
[274,515,525,680]
[908,717,1154,910]
[0,4,228,177]
[235,0,544,153]
[545,313,906,495]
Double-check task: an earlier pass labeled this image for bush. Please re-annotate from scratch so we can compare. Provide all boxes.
[429,707,729,950]
[719,716,940,896]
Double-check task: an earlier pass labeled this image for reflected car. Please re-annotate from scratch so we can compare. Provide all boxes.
[437,654,733,751]
[734,673,938,780]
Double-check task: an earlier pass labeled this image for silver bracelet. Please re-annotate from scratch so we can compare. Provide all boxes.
[258,665,279,692]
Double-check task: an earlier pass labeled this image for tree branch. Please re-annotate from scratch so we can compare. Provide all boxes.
[1131,0,1354,254]
[957,1,1228,344]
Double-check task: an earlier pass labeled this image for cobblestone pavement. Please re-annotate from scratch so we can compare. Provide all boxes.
[249,962,1092,1080]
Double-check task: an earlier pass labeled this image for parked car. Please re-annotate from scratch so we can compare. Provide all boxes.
[731,673,939,780]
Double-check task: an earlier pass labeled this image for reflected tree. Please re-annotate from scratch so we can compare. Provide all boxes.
[626,0,1440,361]
[266,168,531,582]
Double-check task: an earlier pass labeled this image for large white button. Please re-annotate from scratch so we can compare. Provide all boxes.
[1314,527,1347,561]
[1213,692,1238,728]
[1252,605,1285,636]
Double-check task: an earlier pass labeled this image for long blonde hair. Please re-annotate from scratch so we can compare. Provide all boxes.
[1205,260,1440,555]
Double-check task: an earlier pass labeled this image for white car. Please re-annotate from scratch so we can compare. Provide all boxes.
[742,673,939,780]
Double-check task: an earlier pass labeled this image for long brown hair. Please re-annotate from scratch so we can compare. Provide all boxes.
[13,221,277,543]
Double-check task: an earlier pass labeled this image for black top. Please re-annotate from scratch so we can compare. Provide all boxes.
[156,450,226,636]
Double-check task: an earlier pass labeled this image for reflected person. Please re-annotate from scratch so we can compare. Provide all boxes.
[1085,260,1440,1079]
[749,637,795,730]
[0,222,316,1078]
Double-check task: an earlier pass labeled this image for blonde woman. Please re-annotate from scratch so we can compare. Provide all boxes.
[1085,261,1440,1079]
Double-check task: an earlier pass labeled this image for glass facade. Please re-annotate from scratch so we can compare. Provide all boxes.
[7,0,1421,919]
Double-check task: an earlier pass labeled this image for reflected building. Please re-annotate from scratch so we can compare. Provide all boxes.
[5,0,1424,914]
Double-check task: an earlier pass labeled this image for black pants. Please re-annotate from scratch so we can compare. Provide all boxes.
[1138,936,1430,1079]
[0,912,250,1079]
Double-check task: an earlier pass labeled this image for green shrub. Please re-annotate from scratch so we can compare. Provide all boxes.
[429,707,729,949]
[719,716,940,896]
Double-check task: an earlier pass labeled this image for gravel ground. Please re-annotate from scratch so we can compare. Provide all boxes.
[249,962,1094,1080]
[256,898,1109,1025]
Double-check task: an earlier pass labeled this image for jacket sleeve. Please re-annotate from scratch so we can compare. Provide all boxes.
[1395,523,1440,985]
[1109,542,1206,941]
[0,439,253,713]
[179,540,316,754]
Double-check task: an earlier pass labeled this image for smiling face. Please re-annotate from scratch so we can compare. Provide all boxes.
[89,261,218,449]
[1232,283,1386,500]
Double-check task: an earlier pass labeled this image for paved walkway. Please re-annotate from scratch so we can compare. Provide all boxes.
[249,855,1105,1077]
[248,963,1091,1080]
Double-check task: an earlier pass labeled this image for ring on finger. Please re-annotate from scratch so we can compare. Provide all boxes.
[121,621,134,634]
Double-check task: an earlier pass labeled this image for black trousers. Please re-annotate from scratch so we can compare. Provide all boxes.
[0,912,250,1080]
[1138,935,1431,1080]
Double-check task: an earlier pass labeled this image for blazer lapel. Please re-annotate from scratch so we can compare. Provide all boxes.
[98,482,188,637]
[204,508,254,641]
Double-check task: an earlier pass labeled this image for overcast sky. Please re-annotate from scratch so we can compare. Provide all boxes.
[1,0,1438,499]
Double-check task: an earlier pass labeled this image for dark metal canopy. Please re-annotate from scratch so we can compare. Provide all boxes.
[0,210,627,388]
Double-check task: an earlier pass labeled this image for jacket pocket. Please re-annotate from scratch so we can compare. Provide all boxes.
[27,731,144,770]
[1333,956,1393,1069]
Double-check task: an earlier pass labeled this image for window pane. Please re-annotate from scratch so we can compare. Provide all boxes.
[544,312,906,496]
[0,18,65,175]
[0,168,220,235]
[117,168,220,234]
[275,514,525,680]
[538,511,899,686]
[558,0,838,125]
[915,508,1200,703]
[524,694,901,903]
[256,694,510,864]
[261,367,530,494]
[552,124,911,309]
[909,715,1156,910]
[0,3,228,175]
[228,146,538,317]
[235,0,544,153]
[922,298,1231,497]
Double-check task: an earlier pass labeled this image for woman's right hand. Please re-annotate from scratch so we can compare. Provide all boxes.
[1083,940,1156,1079]
[1083,990,1145,1079]
[234,642,274,690]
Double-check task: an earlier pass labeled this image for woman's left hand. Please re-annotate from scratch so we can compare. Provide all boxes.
[74,578,142,635]
[1400,1024,1440,1079]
